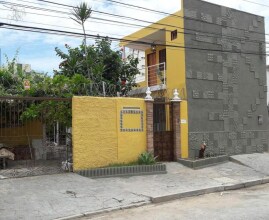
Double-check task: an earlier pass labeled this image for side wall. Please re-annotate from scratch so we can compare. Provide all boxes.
[72,97,147,171]
[0,120,43,146]
[122,2,189,159]
[143,6,189,158]
[183,0,269,158]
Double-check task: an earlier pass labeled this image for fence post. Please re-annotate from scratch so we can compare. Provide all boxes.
[102,81,106,97]
[145,88,154,154]
[172,89,182,160]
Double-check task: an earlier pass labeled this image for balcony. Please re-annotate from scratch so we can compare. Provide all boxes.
[130,62,166,96]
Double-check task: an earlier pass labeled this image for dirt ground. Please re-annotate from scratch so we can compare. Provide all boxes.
[0,160,64,179]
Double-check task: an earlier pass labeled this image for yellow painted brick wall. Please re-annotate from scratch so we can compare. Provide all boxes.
[72,97,146,171]
[116,99,146,164]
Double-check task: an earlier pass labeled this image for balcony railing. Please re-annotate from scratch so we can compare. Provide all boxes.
[130,62,166,96]
[146,62,166,88]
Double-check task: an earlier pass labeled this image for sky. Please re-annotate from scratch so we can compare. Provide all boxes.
[0,0,269,74]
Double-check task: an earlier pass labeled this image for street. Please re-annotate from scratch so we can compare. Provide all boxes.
[85,183,269,220]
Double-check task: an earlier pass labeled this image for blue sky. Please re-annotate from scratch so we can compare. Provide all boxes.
[0,0,179,74]
[0,0,269,75]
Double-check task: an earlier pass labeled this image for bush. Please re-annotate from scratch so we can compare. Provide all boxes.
[138,152,157,165]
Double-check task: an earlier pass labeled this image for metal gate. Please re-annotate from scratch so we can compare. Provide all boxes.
[0,96,72,177]
[153,99,174,161]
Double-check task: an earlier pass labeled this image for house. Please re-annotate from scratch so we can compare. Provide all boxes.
[267,65,269,103]
[121,0,269,158]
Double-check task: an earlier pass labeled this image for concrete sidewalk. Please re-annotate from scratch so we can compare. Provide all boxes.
[0,153,269,220]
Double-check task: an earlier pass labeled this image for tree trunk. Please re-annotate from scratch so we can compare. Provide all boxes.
[82,23,91,79]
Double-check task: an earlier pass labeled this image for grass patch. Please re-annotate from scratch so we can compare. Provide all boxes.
[102,161,139,168]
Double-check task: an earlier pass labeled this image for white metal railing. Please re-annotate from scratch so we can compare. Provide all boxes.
[146,62,166,87]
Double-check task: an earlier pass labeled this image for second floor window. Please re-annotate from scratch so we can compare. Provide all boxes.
[159,49,166,71]
[171,30,177,41]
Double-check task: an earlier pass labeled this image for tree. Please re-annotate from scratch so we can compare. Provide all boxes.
[0,53,91,129]
[71,2,91,49]
[54,38,139,96]
[71,2,92,78]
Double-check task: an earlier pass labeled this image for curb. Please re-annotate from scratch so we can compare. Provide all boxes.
[76,164,167,179]
[262,177,269,184]
[178,155,229,170]
[55,177,269,219]
[151,177,269,204]
[151,186,224,203]
[54,201,150,220]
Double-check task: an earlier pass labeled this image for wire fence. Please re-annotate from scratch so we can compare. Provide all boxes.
[0,97,72,177]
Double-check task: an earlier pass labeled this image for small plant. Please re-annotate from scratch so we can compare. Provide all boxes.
[138,152,157,165]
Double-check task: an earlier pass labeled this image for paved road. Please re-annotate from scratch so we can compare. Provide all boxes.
[85,183,269,220]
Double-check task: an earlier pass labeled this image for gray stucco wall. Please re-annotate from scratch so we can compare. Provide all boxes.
[183,0,269,158]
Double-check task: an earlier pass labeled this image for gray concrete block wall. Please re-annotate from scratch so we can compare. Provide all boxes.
[183,0,268,158]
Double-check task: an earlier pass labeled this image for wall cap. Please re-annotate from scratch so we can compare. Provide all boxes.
[145,87,154,101]
[171,89,182,102]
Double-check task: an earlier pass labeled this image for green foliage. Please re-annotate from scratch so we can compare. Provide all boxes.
[71,2,92,25]
[1,34,140,128]
[71,2,92,79]
[104,161,139,168]
[54,38,139,95]
[20,101,72,127]
[0,52,75,127]
[20,104,40,120]
[138,152,157,165]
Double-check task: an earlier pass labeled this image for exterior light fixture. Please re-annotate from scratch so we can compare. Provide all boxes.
[151,44,156,53]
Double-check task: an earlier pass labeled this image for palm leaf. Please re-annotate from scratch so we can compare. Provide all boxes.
[71,2,92,25]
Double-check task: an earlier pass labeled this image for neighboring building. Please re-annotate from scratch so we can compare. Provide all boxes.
[266,65,269,105]
[16,63,31,74]
[123,48,146,83]
[121,0,269,158]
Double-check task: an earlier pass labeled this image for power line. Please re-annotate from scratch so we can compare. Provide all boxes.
[1,0,267,49]
[1,0,268,47]
[241,0,269,8]
[21,0,68,10]
[31,0,269,46]
[0,22,268,56]
[0,9,224,50]
[1,0,268,53]
[2,26,83,38]
[0,7,188,46]
[92,0,269,37]
[92,0,171,16]
[1,6,267,53]
[0,16,174,44]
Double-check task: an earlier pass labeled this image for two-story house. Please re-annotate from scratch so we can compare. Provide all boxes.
[121,0,269,158]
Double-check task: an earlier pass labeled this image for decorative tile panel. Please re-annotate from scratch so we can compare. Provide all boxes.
[201,13,213,23]
[120,108,143,132]
[185,9,197,18]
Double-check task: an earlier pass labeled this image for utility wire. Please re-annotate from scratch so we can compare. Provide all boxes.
[0,8,243,50]
[1,6,266,51]
[32,0,269,46]
[1,0,268,46]
[91,0,269,37]
[0,16,174,44]
[0,22,268,56]
[241,0,269,8]
[35,0,269,44]
[92,0,171,16]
